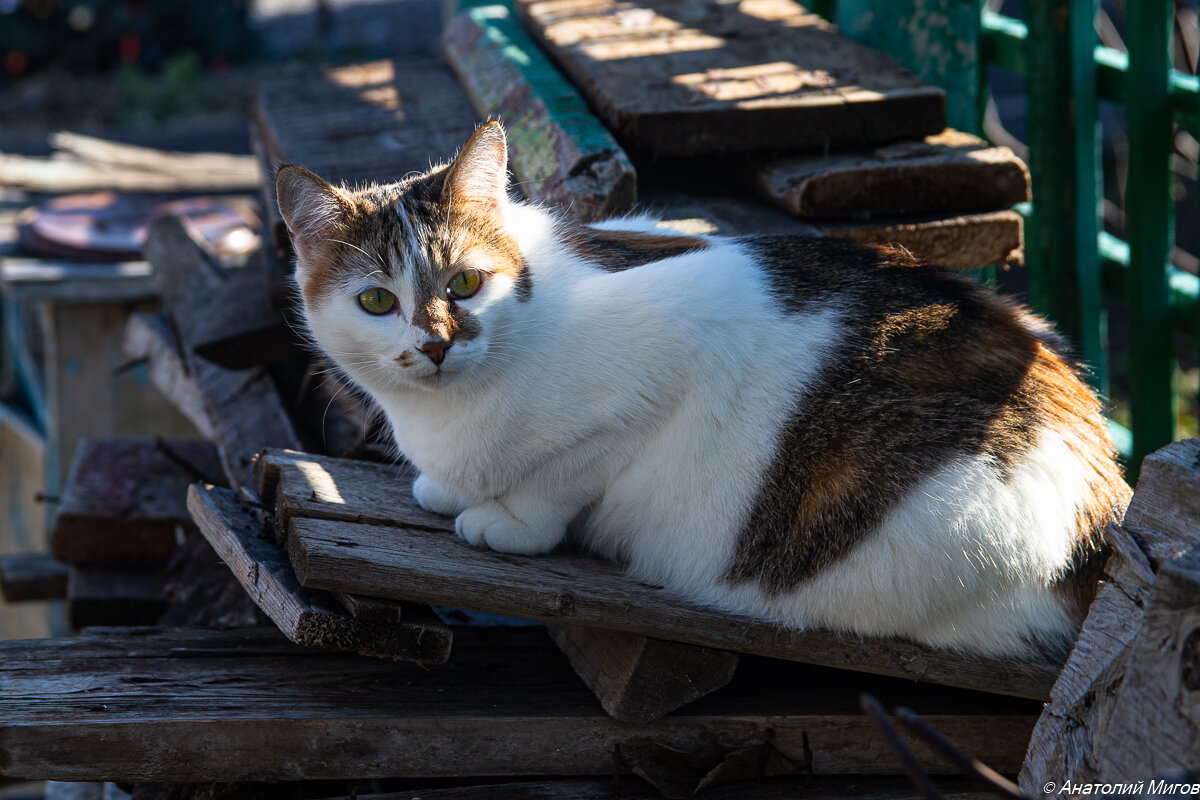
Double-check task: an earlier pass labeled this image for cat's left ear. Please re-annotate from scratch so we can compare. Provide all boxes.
[444,120,508,213]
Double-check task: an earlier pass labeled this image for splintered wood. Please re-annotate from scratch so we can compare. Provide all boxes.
[254,449,1062,701]
[515,0,945,156]
[0,626,1038,782]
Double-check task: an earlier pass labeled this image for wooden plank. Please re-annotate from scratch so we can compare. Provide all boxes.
[189,270,305,370]
[1019,439,1200,794]
[514,0,946,156]
[546,624,739,723]
[441,6,636,221]
[1097,548,1200,782]
[67,565,168,629]
[187,484,451,663]
[139,217,303,488]
[256,450,1061,701]
[751,130,1030,220]
[0,626,1040,782]
[123,313,214,440]
[52,437,223,565]
[817,209,1024,270]
[0,554,68,602]
[0,259,156,304]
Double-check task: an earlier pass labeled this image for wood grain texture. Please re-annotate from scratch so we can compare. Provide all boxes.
[140,217,302,488]
[0,626,1039,782]
[256,449,1061,700]
[1098,548,1200,782]
[187,484,451,663]
[515,0,945,156]
[190,270,304,370]
[817,209,1023,270]
[546,624,739,723]
[441,6,636,221]
[1020,439,1200,794]
[0,554,69,602]
[52,437,222,565]
[751,130,1030,219]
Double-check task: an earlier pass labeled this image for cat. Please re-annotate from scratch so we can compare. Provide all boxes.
[276,120,1131,659]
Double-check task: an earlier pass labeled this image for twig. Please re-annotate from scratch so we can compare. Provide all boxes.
[895,708,1028,800]
[859,693,946,800]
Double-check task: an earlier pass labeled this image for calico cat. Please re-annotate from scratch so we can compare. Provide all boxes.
[276,121,1130,658]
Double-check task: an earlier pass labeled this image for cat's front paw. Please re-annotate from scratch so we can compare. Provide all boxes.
[455,501,562,555]
[412,473,470,517]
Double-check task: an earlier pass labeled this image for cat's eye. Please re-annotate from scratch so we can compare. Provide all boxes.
[357,287,396,315]
[447,270,482,300]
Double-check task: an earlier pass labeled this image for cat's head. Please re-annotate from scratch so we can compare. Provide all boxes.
[276,121,529,391]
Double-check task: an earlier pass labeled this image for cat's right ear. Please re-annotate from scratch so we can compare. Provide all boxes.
[276,165,346,256]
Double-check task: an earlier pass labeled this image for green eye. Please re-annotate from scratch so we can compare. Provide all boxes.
[357,287,396,315]
[447,270,482,300]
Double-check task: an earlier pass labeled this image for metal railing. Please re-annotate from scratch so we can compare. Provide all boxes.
[826,0,1197,474]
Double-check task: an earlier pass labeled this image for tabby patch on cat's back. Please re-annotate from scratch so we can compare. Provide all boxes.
[276,120,1130,658]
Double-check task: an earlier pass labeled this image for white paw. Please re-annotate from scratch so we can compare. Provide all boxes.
[412,473,470,517]
[455,501,562,555]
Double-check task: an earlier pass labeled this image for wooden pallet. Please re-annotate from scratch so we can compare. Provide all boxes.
[0,625,1038,782]
[247,449,1062,702]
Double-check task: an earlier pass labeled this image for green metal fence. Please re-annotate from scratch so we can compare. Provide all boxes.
[825,0,1199,476]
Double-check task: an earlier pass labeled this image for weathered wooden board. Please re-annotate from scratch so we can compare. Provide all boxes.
[187,484,451,663]
[67,565,167,628]
[137,217,303,488]
[190,270,304,369]
[0,554,68,602]
[1020,439,1200,794]
[751,130,1030,219]
[547,623,739,723]
[515,0,945,156]
[1097,547,1200,782]
[817,209,1023,270]
[52,437,222,565]
[256,450,1061,700]
[0,626,1039,781]
[442,6,636,221]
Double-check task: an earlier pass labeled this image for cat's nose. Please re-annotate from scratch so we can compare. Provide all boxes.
[418,339,451,365]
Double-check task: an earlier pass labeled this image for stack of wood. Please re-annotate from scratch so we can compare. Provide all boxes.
[10,2,1198,797]
[443,0,1029,269]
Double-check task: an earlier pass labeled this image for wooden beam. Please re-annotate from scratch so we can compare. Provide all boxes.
[0,626,1040,782]
[0,554,68,602]
[136,217,303,488]
[1020,439,1200,794]
[817,209,1024,270]
[52,437,222,565]
[187,484,451,663]
[189,270,305,370]
[256,450,1061,701]
[514,0,945,156]
[750,130,1030,220]
[546,624,738,723]
[67,565,168,629]
[441,6,636,221]
[1097,547,1200,782]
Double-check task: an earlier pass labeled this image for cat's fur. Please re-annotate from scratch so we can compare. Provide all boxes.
[276,121,1131,658]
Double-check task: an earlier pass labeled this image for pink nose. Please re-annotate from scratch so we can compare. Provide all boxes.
[419,339,451,365]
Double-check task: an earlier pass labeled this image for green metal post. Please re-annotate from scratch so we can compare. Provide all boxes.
[1024,0,1104,392]
[1125,0,1176,474]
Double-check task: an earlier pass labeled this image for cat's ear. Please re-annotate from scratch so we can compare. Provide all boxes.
[443,120,508,212]
[276,165,347,254]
